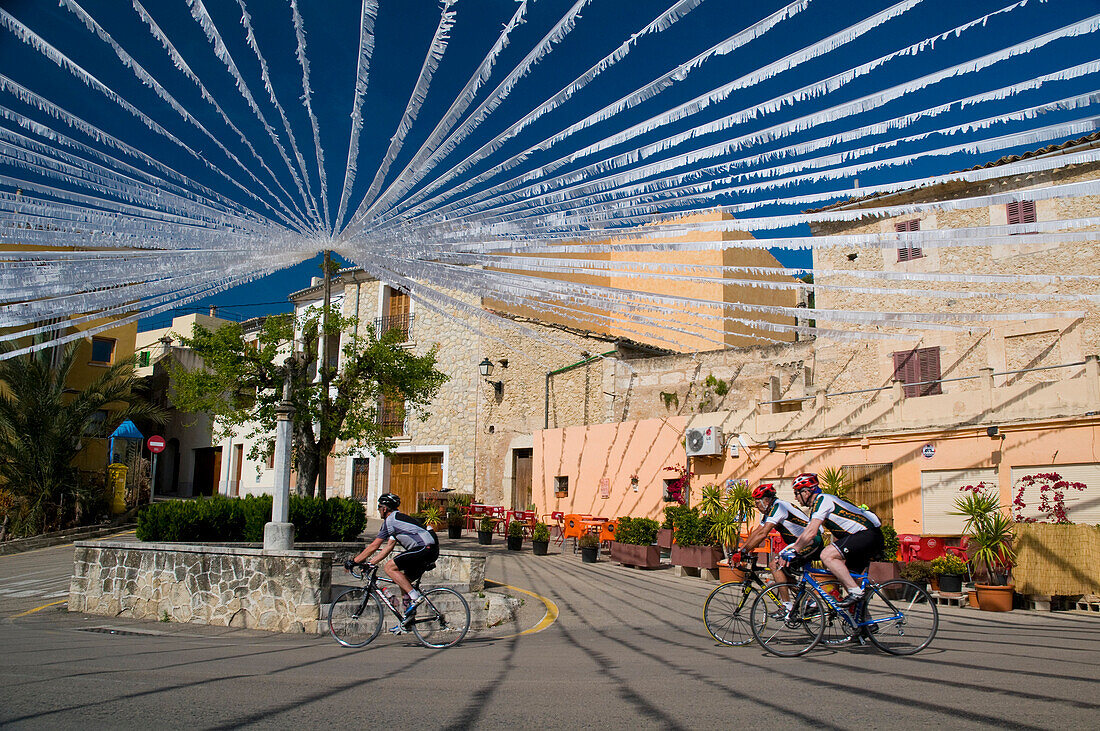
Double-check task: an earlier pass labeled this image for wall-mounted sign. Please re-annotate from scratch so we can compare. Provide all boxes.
[599,477,610,498]
[921,443,936,459]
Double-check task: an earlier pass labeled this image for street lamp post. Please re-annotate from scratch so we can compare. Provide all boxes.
[264,361,296,551]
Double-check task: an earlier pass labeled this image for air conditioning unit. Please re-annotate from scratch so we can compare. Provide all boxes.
[685,426,723,457]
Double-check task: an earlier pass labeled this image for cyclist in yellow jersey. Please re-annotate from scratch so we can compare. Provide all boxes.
[779,473,884,607]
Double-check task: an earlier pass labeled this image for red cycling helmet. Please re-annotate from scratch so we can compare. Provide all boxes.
[751,483,776,500]
[791,473,821,495]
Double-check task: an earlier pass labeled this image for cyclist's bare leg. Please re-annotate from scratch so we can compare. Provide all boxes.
[820,544,859,592]
[769,557,793,602]
[383,561,415,596]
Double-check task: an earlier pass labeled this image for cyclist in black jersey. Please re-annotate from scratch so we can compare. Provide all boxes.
[780,473,884,607]
[346,493,439,630]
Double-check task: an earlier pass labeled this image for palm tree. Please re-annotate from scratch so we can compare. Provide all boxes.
[0,343,164,536]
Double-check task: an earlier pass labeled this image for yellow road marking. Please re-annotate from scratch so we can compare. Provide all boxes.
[485,580,559,638]
[11,599,67,618]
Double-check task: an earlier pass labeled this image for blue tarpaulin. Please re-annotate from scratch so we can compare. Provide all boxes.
[109,420,143,463]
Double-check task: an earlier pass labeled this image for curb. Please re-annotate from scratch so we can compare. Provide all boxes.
[0,522,136,556]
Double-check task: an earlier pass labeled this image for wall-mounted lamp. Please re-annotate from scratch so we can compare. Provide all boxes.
[767,439,777,452]
[479,357,503,396]
[986,426,1000,438]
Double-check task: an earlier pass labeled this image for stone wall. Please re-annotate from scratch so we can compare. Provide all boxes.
[70,541,333,632]
[69,541,490,634]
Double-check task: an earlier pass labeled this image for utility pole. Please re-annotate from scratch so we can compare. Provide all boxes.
[318,249,333,500]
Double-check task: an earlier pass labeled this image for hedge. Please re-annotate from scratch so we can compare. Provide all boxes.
[136,495,366,542]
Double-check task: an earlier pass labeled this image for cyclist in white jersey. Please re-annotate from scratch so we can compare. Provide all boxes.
[347,493,439,629]
[780,473,884,606]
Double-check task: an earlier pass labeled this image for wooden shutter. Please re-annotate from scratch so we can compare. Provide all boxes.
[895,219,921,261]
[893,347,941,397]
[1007,200,1036,227]
[842,463,893,525]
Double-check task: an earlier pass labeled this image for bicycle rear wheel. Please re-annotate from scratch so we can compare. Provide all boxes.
[410,588,471,648]
[703,581,761,646]
[862,580,939,655]
[750,582,826,657]
[328,588,383,648]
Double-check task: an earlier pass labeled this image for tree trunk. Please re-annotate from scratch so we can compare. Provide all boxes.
[294,424,320,497]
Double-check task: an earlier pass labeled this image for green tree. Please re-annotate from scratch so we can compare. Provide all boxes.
[170,307,448,498]
[0,343,164,536]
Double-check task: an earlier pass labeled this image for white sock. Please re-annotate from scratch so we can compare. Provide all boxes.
[847,588,864,597]
[408,589,423,601]
[783,601,793,610]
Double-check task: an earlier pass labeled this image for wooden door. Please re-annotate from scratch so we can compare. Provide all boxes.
[512,448,533,509]
[842,463,893,525]
[232,444,243,497]
[212,447,222,496]
[388,452,443,510]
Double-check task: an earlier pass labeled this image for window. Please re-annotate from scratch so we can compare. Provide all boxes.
[895,219,922,261]
[1007,200,1036,232]
[892,347,942,397]
[90,337,115,364]
[554,475,568,497]
[325,332,340,371]
[378,392,405,437]
[138,350,151,367]
[84,409,109,437]
[774,399,803,413]
[376,287,412,341]
[351,458,370,500]
[266,449,275,469]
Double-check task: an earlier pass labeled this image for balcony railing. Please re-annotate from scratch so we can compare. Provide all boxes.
[374,313,413,341]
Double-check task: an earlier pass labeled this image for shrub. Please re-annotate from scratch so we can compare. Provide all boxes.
[875,524,900,562]
[478,515,495,533]
[931,555,968,576]
[578,532,598,549]
[615,517,659,545]
[136,495,365,542]
[532,522,550,542]
[661,504,692,530]
[899,560,934,584]
[446,505,465,529]
[507,520,524,538]
[671,509,714,547]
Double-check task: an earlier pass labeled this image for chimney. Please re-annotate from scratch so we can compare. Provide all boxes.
[209,306,217,317]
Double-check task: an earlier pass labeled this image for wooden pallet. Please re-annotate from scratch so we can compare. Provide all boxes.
[1075,599,1100,613]
[932,592,969,608]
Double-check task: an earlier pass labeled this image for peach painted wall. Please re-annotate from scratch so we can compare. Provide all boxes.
[534,416,1100,531]
[533,415,688,519]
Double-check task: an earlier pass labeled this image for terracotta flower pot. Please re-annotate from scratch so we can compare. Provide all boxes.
[717,561,747,583]
[976,584,1014,612]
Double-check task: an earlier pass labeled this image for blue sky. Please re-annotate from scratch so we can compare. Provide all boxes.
[0,0,1096,327]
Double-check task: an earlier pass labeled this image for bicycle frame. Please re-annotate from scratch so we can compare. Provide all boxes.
[352,565,429,626]
[798,568,904,634]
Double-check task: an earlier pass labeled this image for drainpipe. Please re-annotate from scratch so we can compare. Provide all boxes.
[545,350,617,429]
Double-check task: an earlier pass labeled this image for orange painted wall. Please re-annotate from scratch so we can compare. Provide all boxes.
[534,416,1100,531]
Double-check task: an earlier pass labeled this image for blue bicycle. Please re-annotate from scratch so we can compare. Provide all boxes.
[749,567,938,657]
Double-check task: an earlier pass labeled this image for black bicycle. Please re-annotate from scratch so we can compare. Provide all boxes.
[703,555,787,646]
[329,563,470,649]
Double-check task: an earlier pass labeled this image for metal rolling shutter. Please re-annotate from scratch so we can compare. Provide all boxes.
[1010,464,1100,524]
[921,468,998,534]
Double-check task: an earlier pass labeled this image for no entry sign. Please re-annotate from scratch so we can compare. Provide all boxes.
[147,435,166,454]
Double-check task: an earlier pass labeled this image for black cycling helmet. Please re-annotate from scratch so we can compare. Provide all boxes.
[377,493,400,511]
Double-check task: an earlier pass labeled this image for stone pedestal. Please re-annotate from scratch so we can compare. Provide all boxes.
[264,522,294,551]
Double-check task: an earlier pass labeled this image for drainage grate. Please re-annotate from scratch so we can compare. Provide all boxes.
[77,626,165,637]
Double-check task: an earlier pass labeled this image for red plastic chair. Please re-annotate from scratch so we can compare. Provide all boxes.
[913,536,948,562]
[897,534,921,562]
[542,511,565,543]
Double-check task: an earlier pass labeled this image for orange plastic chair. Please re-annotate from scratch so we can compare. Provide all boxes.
[598,519,617,548]
[562,514,586,551]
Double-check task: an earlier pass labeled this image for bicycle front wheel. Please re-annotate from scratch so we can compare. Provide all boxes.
[750,582,826,657]
[862,580,939,655]
[328,588,383,648]
[703,581,761,646]
[410,587,471,649]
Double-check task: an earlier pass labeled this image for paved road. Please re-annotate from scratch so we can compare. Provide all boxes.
[2,536,1098,729]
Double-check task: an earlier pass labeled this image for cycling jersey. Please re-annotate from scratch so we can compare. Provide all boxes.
[809,494,881,538]
[761,500,816,545]
[378,511,437,550]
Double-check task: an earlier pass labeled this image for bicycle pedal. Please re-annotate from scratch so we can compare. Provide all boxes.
[389,624,408,635]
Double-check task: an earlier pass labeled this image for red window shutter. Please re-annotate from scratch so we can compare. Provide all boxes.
[917,347,942,396]
[1007,201,1020,225]
[1020,199,1036,224]
[895,220,921,261]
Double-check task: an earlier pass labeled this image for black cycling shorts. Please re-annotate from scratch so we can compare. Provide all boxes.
[393,540,439,582]
[831,527,885,574]
[786,543,823,572]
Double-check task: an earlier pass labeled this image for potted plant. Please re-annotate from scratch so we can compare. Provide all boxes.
[578,531,599,563]
[445,503,464,539]
[818,466,852,500]
[506,519,524,551]
[669,509,722,571]
[477,514,495,545]
[931,555,968,594]
[531,522,551,555]
[951,484,1017,611]
[422,505,446,531]
[659,505,689,550]
[868,524,902,583]
[610,517,660,568]
[898,559,934,589]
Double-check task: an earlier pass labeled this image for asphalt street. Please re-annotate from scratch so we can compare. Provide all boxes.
[1,533,1098,729]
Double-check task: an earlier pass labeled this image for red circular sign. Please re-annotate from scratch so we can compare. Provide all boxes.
[147,435,166,454]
